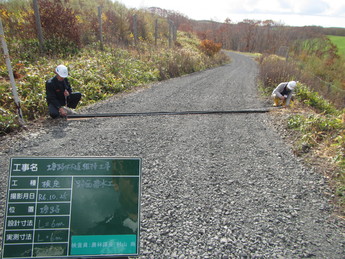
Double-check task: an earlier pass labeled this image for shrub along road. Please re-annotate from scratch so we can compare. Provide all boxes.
[0,52,344,258]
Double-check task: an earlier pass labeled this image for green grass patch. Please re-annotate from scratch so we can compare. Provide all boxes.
[328,35,345,57]
[296,84,339,115]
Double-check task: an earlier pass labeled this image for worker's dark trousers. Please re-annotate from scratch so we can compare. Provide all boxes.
[48,92,82,118]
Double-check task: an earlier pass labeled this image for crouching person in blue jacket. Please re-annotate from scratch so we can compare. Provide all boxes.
[46,65,82,118]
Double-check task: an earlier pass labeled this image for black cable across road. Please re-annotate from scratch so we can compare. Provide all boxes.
[67,108,274,119]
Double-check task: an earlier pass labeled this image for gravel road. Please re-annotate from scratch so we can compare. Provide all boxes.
[1,51,344,258]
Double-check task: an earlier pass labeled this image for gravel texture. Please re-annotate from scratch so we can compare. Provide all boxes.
[1,51,344,258]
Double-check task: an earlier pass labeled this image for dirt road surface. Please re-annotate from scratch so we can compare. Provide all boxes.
[1,52,344,258]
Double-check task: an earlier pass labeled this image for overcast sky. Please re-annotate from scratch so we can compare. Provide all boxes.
[118,0,345,28]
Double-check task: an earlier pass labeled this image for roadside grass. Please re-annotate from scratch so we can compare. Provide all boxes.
[0,33,229,134]
[259,65,345,216]
[289,85,344,212]
[271,102,345,218]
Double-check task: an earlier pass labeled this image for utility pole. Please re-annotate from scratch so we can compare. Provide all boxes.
[0,18,25,126]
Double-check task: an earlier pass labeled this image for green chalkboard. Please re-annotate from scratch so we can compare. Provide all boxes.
[2,157,141,258]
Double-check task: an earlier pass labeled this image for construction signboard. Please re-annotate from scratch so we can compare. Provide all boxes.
[2,157,141,258]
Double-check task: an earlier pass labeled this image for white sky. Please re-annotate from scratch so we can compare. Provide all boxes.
[118,0,345,28]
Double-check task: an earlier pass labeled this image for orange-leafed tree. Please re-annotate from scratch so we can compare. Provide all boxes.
[199,39,222,56]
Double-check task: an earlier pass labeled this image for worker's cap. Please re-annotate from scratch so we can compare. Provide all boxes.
[55,65,68,78]
[287,81,297,90]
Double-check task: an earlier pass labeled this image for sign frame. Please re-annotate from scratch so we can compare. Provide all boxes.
[2,156,141,259]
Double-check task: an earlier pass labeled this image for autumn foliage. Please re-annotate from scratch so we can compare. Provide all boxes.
[199,40,222,57]
[38,0,81,45]
[35,0,81,56]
